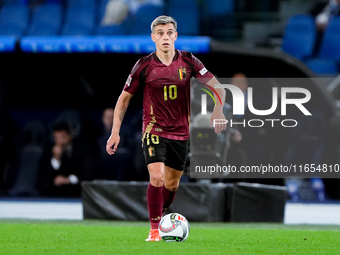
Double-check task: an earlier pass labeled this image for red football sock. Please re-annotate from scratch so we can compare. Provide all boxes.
[162,185,176,214]
[147,183,163,229]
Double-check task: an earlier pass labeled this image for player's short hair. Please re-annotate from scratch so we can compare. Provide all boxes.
[151,15,177,33]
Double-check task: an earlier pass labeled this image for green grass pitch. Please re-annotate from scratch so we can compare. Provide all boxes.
[0,220,339,255]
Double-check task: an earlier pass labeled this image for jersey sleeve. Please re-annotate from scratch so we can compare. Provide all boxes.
[123,58,144,95]
[191,53,214,79]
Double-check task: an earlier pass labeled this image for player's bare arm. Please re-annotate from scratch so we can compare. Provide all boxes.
[106,91,133,155]
[207,76,227,134]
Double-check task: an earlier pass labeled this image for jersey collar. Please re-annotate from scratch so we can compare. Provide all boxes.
[153,49,179,64]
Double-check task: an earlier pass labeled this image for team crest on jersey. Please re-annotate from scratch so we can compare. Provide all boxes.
[178,67,187,80]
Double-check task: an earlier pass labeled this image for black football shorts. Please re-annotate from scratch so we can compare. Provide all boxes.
[142,133,189,171]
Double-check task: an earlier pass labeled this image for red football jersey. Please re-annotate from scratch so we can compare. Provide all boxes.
[123,49,214,140]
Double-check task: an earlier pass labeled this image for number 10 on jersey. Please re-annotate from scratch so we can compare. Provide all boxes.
[164,85,177,101]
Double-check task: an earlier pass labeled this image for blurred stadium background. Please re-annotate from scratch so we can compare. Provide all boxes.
[0,0,340,223]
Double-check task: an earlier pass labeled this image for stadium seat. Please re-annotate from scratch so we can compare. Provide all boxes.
[0,24,23,37]
[167,0,196,5]
[317,17,340,59]
[305,59,339,75]
[1,0,26,4]
[0,4,29,37]
[26,3,63,36]
[94,23,128,36]
[45,0,63,3]
[129,4,163,35]
[66,0,96,8]
[61,7,95,36]
[305,17,340,75]
[7,121,46,197]
[8,145,44,197]
[202,0,236,34]
[206,0,234,17]
[281,15,316,61]
[168,5,200,35]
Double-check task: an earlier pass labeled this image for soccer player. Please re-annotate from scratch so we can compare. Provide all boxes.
[106,15,226,241]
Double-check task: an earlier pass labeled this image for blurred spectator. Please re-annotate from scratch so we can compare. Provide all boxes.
[312,0,340,32]
[54,109,83,138]
[128,108,149,181]
[102,107,114,135]
[311,0,340,54]
[128,0,163,14]
[41,121,95,197]
[101,0,164,22]
[101,0,129,26]
[96,108,114,159]
[283,108,328,201]
[96,107,131,180]
[227,73,275,167]
[226,127,246,169]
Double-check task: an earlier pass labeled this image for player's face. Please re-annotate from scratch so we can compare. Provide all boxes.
[151,23,177,53]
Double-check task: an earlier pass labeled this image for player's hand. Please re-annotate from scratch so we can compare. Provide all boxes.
[106,133,120,155]
[210,110,227,134]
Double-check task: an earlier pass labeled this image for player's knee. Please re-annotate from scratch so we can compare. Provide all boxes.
[150,177,163,187]
[149,173,164,187]
[167,185,178,192]
[165,179,179,192]
[148,163,164,187]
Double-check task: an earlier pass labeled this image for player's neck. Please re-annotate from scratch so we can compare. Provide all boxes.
[155,48,175,66]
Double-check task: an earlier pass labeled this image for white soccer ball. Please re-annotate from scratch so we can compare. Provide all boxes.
[158,213,190,242]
